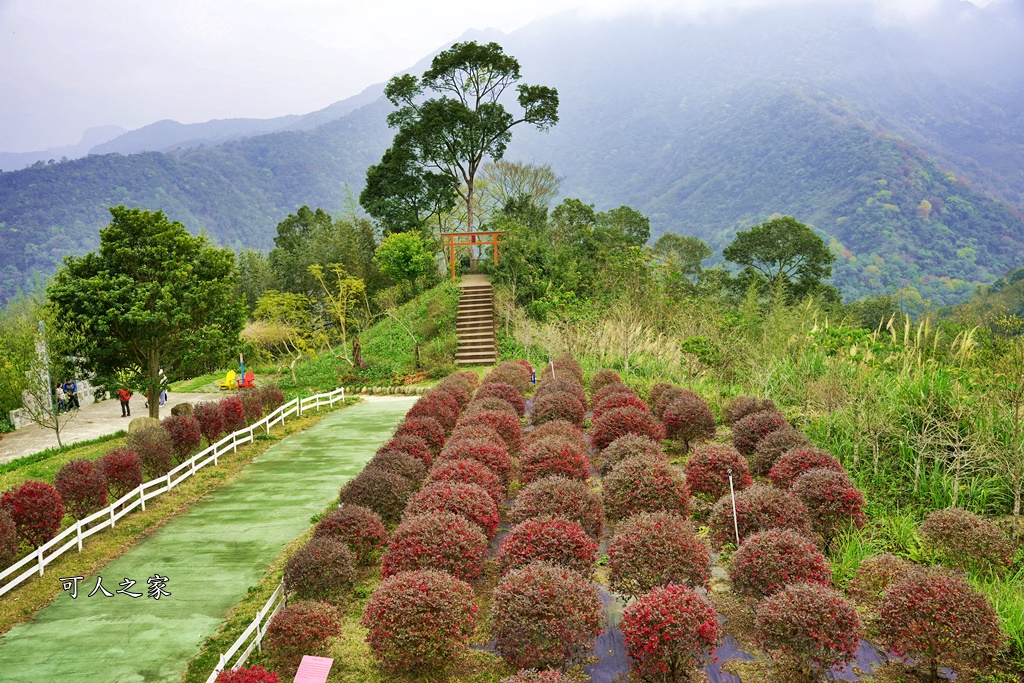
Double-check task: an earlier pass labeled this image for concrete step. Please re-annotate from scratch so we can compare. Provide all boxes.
[457,314,495,324]
[458,331,495,341]
[458,300,493,310]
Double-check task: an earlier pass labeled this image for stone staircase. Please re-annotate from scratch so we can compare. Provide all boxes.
[455,275,497,366]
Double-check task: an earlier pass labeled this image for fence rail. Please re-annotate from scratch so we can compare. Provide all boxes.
[205,581,287,683]
[0,388,346,598]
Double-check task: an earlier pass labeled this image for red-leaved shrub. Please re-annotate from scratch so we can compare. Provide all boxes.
[750,427,809,477]
[621,584,722,682]
[598,433,664,475]
[530,391,586,427]
[754,582,862,675]
[126,425,174,478]
[538,355,584,384]
[193,400,224,443]
[284,536,356,600]
[465,396,520,418]
[511,476,605,539]
[729,529,832,599]
[723,396,777,426]
[879,568,1005,681]
[437,437,513,487]
[0,481,65,548]
[449,423,504,449]
[490,561,603,670]
[406,392,460,433]
[732,409,788,455]
[238,388,263,424]
[362,569,478,672]
[380,434,431,468]
[258,383,286,412]
[219,395,247,432]
[215,666,280,683]
[501,671,572,683]
[591,406,666,451]
[791,468,867,540]
[684,444,752,499]
[53,459,108,519]
[592,382,636,409]
[603,455,689,520]
[456,410,522,454]
[162,415,202,462]
[395,416,446,456]
[0,509,18,567]
[313,504,387,565]
[654,387,697,421]
[97,448,143,499]
[498,516,597,576]
[338,468,412,523]
[589,369,622,395]
[366,449,428,487]
[264,601,341,677]
[405,481,500,539]
[646,382,674,412]
[662,394,717,452]
[525,419,588,452]
[608,511,710,600]
[919,508,1015,574]
[381,511,488,581]
[847,554,914,607]
[708,484,812,549]
[768,446,845,488]
[426,458,505,506]
[438,371,476,397]
[518,436,591,484]
[485,363,532,395]
[592,392,649,421]
[435,382,471,410]
[535,378,587,407]
[476,382,527,416]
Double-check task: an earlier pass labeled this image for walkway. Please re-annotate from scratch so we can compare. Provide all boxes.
[0,396,415,683]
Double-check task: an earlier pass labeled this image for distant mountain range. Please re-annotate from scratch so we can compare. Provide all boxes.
[1,0,1023,304]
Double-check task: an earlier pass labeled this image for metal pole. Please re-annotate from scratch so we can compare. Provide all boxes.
[728,469,740,547]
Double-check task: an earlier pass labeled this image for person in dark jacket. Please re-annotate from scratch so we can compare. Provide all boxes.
[118,387,132,417]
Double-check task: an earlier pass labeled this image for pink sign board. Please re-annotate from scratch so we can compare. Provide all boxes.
[293,655,333,683]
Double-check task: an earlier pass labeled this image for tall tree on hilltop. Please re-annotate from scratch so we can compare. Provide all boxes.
[47,206,245,418]
[373,41,559,236]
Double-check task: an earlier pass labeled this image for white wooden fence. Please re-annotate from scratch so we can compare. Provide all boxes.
[205,581,287,683]
[0,387,346,598]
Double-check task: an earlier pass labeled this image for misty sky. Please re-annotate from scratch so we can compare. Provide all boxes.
[0,0,996,153]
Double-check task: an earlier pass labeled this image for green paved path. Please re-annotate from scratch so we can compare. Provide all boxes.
[0,397,415,683]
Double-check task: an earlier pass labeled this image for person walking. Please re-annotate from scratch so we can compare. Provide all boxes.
[64,379,80,410]
[158,369,167,407]
[55,384,67,414]
[118,386,132,417]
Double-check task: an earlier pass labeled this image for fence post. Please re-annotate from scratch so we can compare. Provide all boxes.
[110,505,116,528]
[36,546,45,577]
[76,520,83,552]
[140,485,146,511]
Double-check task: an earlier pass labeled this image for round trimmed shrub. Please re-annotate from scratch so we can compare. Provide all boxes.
[750,427,809,477]
[449,423,504,449]
[591,406,666,451]
[490,561,603,670]
[526,419,588,452]
[126,425,174,478]
[362,569,478,673]
[621,585,722,683]
[592,382,636,408]
[162,415,202,462]
[405,481,500,539]
[365,449,428,487]
[589,369,622,395]
[598,433,663,475]
[791,468,867,540]
[380,434,431,468]
[426,458,505,506]
[723,396,777,426]
[264,601,341,677]
[465,396,520,418]
[238,388,263,424]
[457,410,522,454]
[258,383,286,412]
[437,437,513,487]
[435,382,471,410]
[732,409,788,455]
[879,568,1005,680]
[501,671,572,683]
[511,476,604,539]
[768,446,844,488]
[395,416,446,456]
[0,508,18,567]
[0,481,64,548]
[53,459,108,519]
[684,444,752,499]
[312,504,387,565]
[219,395,247,432]
[847,554,914,607]
[215,666,280,683]
[518,436,591,484]
[654,387,697,421]
[708,483,811,549]
[439,371,477,396]
[499,517,597,576]
[538,355,584,384]
[662,394,716,452]
[646,382,674,412]
[97,448,143,499]
[485,363,531,395]
[407,393,459,433]
[536,378,587,407]
[338,468,412,524]
[729,529,832,599]
[476,382,527,416]
[919,507,1015,574]
[608,511,710,599]
[381,511,487,581]
[592,392,649,421]
[753,582,861,675]
[283,537,356,600]
[603,455,689,520]
[193,401,224,443]
[530,391,586,427]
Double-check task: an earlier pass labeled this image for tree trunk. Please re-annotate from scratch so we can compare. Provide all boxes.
[148,349,160,419]
[466,180,478,270]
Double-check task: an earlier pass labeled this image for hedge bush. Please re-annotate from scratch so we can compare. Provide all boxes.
[238,388,263,424]
[646,382,674,412]
[530,391,586,427]
[258,383,286,412]
[598,433,664,475]
[426,458,505,506]
[654,387,697,421]
[484,363,531,395]
[621,585,722,683]
[661,394,716,452]
[729,529,832,599]
[435,382,471,410]
[538,355,584,384]
[365,449,428,487]
[362,569,478,673]
[592,392,649,421]
[437,437,513,487]
[498,516,598,576]
[405,481,500,539]
[219,395,247,433]
[919,508,1016,574]
[449,423,504,449]
[394,416,446,456]
[162,414,202,463]
[732,409,789,455]
[603,455,689,520]
[608,511,710,600]
[518,436,591,484]
[589,369,622,395]
[338,468,412,523]
[536,378,587,407]
[490,561,603,670]
[753,582,861,675]
[847,554,914,606]
[312,504,387,565]
[264,601,341,677]
[193,401,224,443]
[500,671,572,683]
[476,382,527,416]
[283,537,356,601]
[708,484,812,549]
[0,481,64,548]
[465,396,520,418]
[215,666,280,683]
[381,511,487,581]
[592,382,637,409]
[749,427,809,477]
[591,406,666,451]
[439,370,477,395]
[53,459,108,519]
[511,476,604,539]
[525,419,588,452]
[768,446,845,488]
[380,434,431,468]
[723,396,777,426]
[456,410,523,454]
[126,425,175,478]
[879,568,1005,680]
[791,468,867,540]
[406,393,459,433]
[0,508,18,567]
[683,444,751,499]
[97,448,143,499]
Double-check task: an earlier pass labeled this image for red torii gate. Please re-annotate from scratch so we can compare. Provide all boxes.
[440,231,507,284]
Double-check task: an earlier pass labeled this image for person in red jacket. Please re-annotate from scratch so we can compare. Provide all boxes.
[118,387,132,417]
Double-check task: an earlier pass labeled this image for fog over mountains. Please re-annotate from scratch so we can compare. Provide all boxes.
[1,0,1022,303]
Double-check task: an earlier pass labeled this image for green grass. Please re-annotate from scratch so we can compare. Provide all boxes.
[973,568,1024,660]
[169,371,226,393]
[0,430,128,490]
[0,429,126,478]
